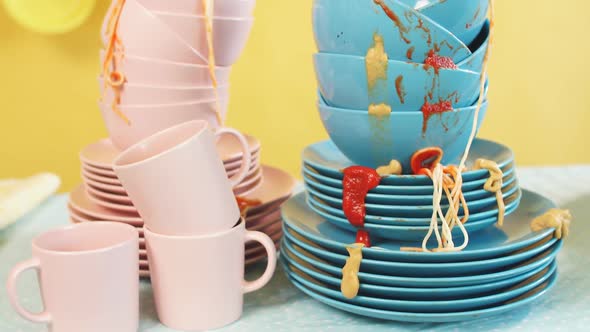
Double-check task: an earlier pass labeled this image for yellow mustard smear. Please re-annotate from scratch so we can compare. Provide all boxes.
[365,33,388,91]
[341,243,364,299]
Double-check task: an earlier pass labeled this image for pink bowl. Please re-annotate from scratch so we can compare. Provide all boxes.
[98,77,230,105]
[99,51,232,87]
[102,0,206,63]
[153,12,254,66]
[138,0,256,17]
[99,101,224,150]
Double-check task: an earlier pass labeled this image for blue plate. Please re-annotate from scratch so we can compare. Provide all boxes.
[280,189,557,262]
[307,192,519,228]
[312,0,471,63]
[457,20,490,72]
[304,170,517,205]
[281,248,555,300]
[284,228,557,277]
[318,99,488,169]
[306,180,519,218]
[417,0,489,47]
[287,268,557,322]
[303,162,515,195]
[307,192,519,229]
[281,239,562,287]
[302,139,514,184]
[314,53,480,111]
[283,258,556,313]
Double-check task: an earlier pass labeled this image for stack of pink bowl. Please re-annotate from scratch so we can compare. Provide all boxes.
[98,0,255,150]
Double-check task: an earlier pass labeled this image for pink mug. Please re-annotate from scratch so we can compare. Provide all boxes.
[137,0,257,17]
[6,222,139,332]
[113,120,251,236]
[144,219,277,331]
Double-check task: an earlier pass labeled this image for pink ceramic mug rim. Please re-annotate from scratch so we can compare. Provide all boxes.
[32,222,138,256]
[99,100,221,109]
[144,217,244,240]
[113,120,211,170]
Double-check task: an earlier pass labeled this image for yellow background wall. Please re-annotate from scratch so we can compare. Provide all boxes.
[0,1,588,192]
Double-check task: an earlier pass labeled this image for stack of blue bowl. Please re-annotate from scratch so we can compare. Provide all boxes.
[280,0,562,322]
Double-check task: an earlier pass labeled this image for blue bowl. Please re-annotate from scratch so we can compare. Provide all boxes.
[318,99,488,169]
[314,53,481,111]
[458,20,490,72]
[312,0,471,63]
[418,0,489,47]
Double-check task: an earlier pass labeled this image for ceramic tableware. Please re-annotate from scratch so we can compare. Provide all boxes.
[457,20,490,72]
[99,78,230,105]
[99,100,226,150]
[287,266,557,322]
[98,51,232,87]
[281,189,557,263]
[236,165,297,216]
[138,0,256,17]
[302,138,513,185]
[6,222,139,332]
[114,120,250,236]
[84,184,133,205]
[304,170,517,206]
[314,54,480,111]
[145,219,276,330]
[284,228,556,277]
[302,161,514,196]
[153,12,254,66]
[281,238,562,288]
[69,185,141,225]
[102,0,207,63]
[312,0,471,62]
[318,98,488,169]
[418,0,488,46]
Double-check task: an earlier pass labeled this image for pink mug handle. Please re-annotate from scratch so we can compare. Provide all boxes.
[6,258,52,324]
[242,231,277,294]
[214,128,252,188]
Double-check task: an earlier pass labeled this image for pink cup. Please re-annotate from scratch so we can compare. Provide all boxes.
[113,120,251,236]
[153,12,254,66]
[98,77,230,105]
[144,219,276,331]
[102,0,206,64]
[98,51,232,87]
[6,222,139,332]
[138,0,256,17]
[99,100,229,150]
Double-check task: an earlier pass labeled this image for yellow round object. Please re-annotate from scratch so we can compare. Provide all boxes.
[3,0,96,34]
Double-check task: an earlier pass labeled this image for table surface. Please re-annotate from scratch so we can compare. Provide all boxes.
[1,166,589,332]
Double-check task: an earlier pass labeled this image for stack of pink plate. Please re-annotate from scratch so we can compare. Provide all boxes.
[70,137,295,277]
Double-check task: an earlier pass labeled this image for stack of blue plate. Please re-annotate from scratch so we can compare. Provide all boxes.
[302,138,521,241]
[280,188,562,322]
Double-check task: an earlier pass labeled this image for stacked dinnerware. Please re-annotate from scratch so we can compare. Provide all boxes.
[280,0,566,322]
[69,0,296,277]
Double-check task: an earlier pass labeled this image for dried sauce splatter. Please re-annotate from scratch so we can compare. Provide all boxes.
[373,0,410,44]
[421,99,453,133]
[406,46,415,60]
[395,75,406,104]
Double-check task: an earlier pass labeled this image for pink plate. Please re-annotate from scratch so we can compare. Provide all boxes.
[217,134,260,162]
[233,175,263,196]
[82,164,117,178]
[226,158,260,178]
[79,139,120,170]
[85,184,133,205]
[83,177,127,195]
[82,169,122,186]
[225,151,260,171]
[85,188,138,213]
[69,185,142,224]
[238,165,296,215]
[246,209,281,232]
[68,218,145,247]
[245,242,280,266]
